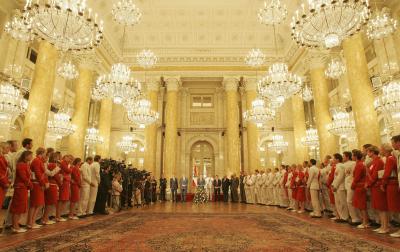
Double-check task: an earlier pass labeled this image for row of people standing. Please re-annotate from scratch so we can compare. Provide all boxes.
[239,135,400,238]
[0,138,105,233]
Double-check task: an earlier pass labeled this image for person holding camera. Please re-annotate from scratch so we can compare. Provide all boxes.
[112,172,123,212]
[94,165,112,215]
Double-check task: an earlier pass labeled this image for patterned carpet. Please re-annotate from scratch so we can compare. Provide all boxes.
[1,203,399,252]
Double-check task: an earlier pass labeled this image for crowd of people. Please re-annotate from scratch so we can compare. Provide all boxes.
[2,136,400,239]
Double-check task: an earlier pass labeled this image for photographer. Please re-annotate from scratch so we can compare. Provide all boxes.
[159,174,167,202]
[94,165,112,215]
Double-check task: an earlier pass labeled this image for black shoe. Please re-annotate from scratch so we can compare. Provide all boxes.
[335,219,348,223]
[311,215,322,218]
[369,221,380,227]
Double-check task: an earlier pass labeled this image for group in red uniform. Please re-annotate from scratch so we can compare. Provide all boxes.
[277,138,400,238]
[0,141,84,233]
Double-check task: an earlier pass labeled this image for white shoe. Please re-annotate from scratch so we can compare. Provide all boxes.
[330,217,338,220]
[378,229,389,234]
[390,230,400,238]
[291,209,297,212]
[373,228,382,232]
[56,218,67,222]
[297,210,304,214]
[12,228,27,233]
[69,216,79,220]
[357,224,370,229]
[32,224,42,229]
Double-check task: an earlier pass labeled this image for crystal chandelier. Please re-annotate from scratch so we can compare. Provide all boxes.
[57,61,79,80]
[327,111,356,137]
[302,85,313,102]
[136,49,158,69]
[245,49,266,68]
[291,0,370,49]
[258,0,287,25]
[96,64,142,104]
[268,134,288,153]
[47,110,76,139]
[25,0,104,51]
[243,98,275,126]
[367,9,398,40]
[112,0,142,26]
[84,127,104,146]
[4,11,34,42]
[258,62,303,101]
[325,58,346,79]
[0,81,27,128]
[268,96,285,110]
[374,78,400,120]
[301,128,319,148]
[91,79,108,101]
[117,135,138,153]
[127,99,159,126]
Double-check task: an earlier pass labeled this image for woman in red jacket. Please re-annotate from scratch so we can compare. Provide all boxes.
[0,142,11,208]
[42,152,62,225]
[296,164,306,213]
[69,158,82,220]
[56,155,73,222]
[381,144,400,233]
[27,147,49,229]
[351,149,369,229]
[366,145,388,234]
[10,151,33,233]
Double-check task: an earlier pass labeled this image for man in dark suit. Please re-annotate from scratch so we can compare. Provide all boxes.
[170,175,179,202]
[213,175,222,201]
[230,174,239,203]
[222,176,231,202]
[159,174,167,202]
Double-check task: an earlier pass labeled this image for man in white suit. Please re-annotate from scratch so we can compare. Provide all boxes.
[87,155,101,215]
[79,157,93,216]
[332,153,349,222]
[307,159,321,218]
[343,151,360,224]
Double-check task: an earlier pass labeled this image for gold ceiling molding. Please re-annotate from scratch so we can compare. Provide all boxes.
[131,65,268,71]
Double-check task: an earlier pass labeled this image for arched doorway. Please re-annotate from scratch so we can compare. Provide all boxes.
[190,141,215,179]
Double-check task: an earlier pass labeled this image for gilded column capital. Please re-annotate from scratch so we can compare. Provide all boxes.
[164,76,181,92]
[243,77,258,92]
[146,78,161,92]
[223,76,240,91]
[306,51,329,69]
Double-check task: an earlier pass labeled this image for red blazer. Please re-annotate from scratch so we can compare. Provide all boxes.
[326,165,336,187]
[382,155,398,186]
[297,171,306,187]
[351,160,366,190]
[71,165,81,187]
[60,160,72,182]
[30,156,48,187]
[47,163,62,186]
[0,155,9,188]
[14,162,32,189]
[290,171,298,189]
[283,171,288,186]
[367,156,384,188]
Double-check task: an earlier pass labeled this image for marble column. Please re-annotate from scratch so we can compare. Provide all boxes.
[291,94,309,164]
[67,67,94,158]
[343,34,381,147]
[96,98,113,158]
[224,77,240,175]
[392,9,400,65]
[164,77,180,179]
[244,77,260,174]
[144,79,159,177]
[309,58,338,159]
[22,41,58,148]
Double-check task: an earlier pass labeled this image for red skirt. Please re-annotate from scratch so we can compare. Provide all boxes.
[328,187,335,205]
[371,186,388,211]
[386,180,400,212]
[0,187,6,208]
[292,187,298,200]
[45,184,59,205]
[30,182,45,207]
[59,181,70,201]
[70,184,80,203]
[353,187,367,210]
[296,187,306,202]
[10,187,28,214]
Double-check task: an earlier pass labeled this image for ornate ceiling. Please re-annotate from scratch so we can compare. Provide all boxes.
[89,0,299,67]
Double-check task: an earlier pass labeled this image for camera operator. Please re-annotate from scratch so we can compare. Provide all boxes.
[94,165,112,215]
[144,176,151,204]
[120,164,133,209]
